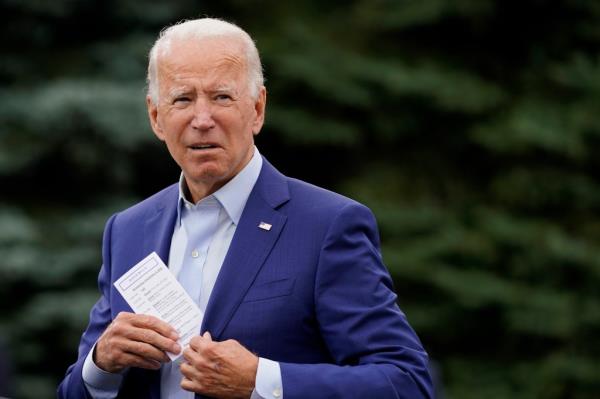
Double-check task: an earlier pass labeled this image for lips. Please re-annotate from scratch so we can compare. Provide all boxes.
[189,143,219,150]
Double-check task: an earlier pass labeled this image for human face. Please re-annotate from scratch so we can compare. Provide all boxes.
[147,37,266,202]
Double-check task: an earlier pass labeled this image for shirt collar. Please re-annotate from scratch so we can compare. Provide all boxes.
[176,146,263,225]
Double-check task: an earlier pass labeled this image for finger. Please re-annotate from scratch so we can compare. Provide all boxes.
[110,313,180,352]
[189,334,214,353]
[121,326,181,354]
[127,313,179,340]
[116,312,178,340]
[180,361,198,379]
[117,337,173,363]
[180,361,212,388]
[182,346,218,377]
[181,376,202,393]
[94,342,161,373]
[108,350,162,370]
[189,335,206,352]
[183,345,205,365]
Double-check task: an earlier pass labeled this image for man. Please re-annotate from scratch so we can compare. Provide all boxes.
[58,18,433,399]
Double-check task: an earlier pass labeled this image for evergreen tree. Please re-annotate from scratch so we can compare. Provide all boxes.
[1,1,598,397]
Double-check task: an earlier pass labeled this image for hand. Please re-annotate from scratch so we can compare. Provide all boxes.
[94,312,180,373]
[180,332,258,399]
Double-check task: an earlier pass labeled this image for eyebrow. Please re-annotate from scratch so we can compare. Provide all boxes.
[168,87,190,98]
[164,84,239,101]
[212,84,237,93]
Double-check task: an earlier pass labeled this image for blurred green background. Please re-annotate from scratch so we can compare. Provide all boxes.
[1,0,600,398]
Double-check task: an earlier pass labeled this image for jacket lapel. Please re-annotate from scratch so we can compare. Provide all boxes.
[143,184,179,265]
[138,185,178,399]
[201,159,290,338]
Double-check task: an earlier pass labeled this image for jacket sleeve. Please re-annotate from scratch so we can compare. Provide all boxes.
[280,203,434,399]
[57,214,118,399]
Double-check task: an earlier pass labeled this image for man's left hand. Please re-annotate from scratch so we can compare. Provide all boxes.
[180,332,258,399]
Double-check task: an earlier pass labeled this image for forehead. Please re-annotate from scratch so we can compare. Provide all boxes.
[157,37,247,86]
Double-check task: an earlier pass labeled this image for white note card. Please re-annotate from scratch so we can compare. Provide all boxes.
[114,252,203,360]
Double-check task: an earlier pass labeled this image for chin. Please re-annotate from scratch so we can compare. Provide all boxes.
[187,167,229,184]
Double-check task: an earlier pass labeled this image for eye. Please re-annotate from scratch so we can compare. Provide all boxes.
[173,96,191,104]
[214,93,233,103]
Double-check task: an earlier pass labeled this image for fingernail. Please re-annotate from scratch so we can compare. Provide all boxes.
[171,331,179,340]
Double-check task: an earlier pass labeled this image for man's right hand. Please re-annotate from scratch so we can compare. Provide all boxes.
[94,312,180,373]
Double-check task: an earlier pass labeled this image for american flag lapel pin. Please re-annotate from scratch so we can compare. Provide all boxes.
[258,221,272,231]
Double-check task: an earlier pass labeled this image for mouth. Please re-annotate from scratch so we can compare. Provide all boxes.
[189,144,219,151]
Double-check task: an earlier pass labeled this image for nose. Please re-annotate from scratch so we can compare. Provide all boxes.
[191,100,216,131]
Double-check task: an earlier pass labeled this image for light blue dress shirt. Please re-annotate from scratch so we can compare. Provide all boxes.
[82,147,283,399]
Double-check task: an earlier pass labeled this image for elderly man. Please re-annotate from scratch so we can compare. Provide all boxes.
[58,18,433,399]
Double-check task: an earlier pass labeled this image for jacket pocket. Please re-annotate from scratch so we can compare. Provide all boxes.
[243,277,296,302]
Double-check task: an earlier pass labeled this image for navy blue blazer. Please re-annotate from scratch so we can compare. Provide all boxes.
[58,158,433,399]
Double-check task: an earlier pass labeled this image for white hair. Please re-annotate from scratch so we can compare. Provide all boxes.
[147,18,263,104]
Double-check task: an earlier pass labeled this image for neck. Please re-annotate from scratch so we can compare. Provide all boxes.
[184,148,255,203]
[184,179,226,203]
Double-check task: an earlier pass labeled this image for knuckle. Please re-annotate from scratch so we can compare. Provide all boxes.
[113,327,125,337]
[145,315,159,328]
[202,349,214,359]
[101,335,114,349]
[110,321,123,334]
[110,316,130,332]
[132,341,151,357]
[186,353,200,368]
[140,314,165,332]
[204,344,218,356]
[116,311,130,320]
[141,329,153,343]
[113,352,126,366]
[180,362,191,375]
[221,339,235,348]
[183,348,193,360]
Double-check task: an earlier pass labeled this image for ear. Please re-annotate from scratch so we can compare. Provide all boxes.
[251,86,267,136]
[147,95,165,141]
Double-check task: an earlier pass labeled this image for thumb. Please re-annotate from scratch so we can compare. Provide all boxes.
[203,331,213,341]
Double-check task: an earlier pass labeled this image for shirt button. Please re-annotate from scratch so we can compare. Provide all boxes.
[272,387,281,398]
[191,249,199,258]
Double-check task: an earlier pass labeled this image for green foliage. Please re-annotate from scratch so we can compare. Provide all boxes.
[1,0,599,398]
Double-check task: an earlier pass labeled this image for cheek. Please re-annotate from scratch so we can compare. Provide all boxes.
[162,132,187,157]
[162,119,190,145]
[161,108,192,126]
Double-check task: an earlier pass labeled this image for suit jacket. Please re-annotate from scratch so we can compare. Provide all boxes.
[58,158,433,399]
